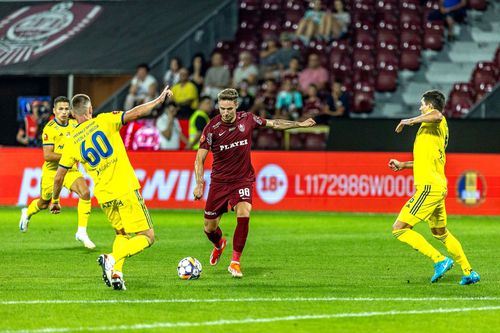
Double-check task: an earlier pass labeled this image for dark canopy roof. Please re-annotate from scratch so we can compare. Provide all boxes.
[0,0,222,75]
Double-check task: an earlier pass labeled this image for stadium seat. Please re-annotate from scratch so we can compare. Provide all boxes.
[400,8,421,26]
[400,42,421,71]
[262,0,282,11]
[355,29,376,47]
[303,133,327,150]
[289,133,305,150]
[423,21,444,50]
[469,0,488,11]
[377,20,398,32]
[215,40,235,52]
[284,0,305,12]
[475,82,494,101]
[329,40,350,67]
[283,10,303,31]
[239,0,261,11]
[471,62,499,91]
[377,47,399,69]
[400,23,422,46]
[255,130,283,150]
[352,82,375,113]
[377,30,399,46]
[331,58,353,82]
[376,65,398,92]
[261,17,282,40]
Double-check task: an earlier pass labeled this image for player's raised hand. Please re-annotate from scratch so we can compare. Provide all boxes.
[395,119,413,133]
[49,201,61,214]
[299,118,316,127]
[388,159,403,172]
[193,183,204,200]
[157,86,173,104]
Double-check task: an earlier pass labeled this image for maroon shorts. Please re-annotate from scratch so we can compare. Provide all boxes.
[204,181,253,219]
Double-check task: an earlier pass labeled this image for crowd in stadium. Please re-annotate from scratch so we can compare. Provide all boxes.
[15,0,497,151]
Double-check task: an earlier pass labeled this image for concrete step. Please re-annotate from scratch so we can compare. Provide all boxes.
[425,62,476,84]
[448,41,498,63]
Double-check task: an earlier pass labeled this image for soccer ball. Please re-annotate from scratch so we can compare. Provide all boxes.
[177,257,202,280]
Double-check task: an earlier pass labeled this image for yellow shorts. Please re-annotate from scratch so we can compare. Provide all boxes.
[100,190,153,234]
[41,169,84,201]
[397,185,448,228]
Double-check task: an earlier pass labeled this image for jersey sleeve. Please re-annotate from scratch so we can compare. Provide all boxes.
[42,126,55,146]
[99,111,126,132]
[59,141,77,169]
[251,114,267,129]
[198,123,212,150]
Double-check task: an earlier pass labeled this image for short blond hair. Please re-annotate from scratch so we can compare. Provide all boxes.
[217,88,239,103]
[71,94,91,115]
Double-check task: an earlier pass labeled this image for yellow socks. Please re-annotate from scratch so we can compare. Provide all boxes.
[111,235,150,263]
[27,199,42,218]
[393,229,445,263]
[433,231,472,275]
[77,199,91,229]
[112,235,129,272]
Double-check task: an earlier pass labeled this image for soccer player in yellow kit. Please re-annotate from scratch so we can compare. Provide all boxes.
[389,90,479,285]
[50,86,172,290]
[19,96,95,249]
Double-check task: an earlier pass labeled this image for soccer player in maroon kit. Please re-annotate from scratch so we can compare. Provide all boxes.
[193,88,316,277]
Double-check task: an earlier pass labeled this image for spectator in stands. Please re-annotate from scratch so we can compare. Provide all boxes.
[428,0,467,41]
[156,102,188,150]
[237,79,255,112]
[233,51,259,95]
[252,78,278,118]
[301,84,325,120]
[171,67,199,118]
[295,0,325,44]
[275,33,300,71]
[259,38,281,80]
[314,80,350,124]
[282,56,301,82]
[321,0,351,40]
[187,96,212,150]
[298,53,329,93]
[124,63,158,110]
[163,57,182,88]
[203,51,231,100]
[16,102,40,147]
[275,78,303,120]
[189,53,208,95]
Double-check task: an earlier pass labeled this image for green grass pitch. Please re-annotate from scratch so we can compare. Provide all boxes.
[0,206,499,332]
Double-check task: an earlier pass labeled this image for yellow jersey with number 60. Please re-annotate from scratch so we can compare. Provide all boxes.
[413,115,449,189]
[59,111,140,203]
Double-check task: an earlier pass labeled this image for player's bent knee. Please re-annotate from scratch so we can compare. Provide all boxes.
[203,219,218,233]
[392,220,411,231]
[137,229,155,246]
[79,189,91,200]
[431,227,447,236]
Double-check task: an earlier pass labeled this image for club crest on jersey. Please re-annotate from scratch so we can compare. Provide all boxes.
[43,133,48,141]
[0,2,102,67]
[238,124,245,132]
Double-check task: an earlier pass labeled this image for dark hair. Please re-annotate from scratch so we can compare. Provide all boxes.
[136,63,150,72]
[53,96,69,107]
[422,90,445,112]
[170,57,182,68]
[189,52,207,75]
[199,95,211,104]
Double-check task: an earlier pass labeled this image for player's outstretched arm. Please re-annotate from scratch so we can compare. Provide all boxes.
[123,86,173,124]
[396,111,443,133]
[193,148,209,200]
[388,159,413,171]
[50,166,69,214]
[265,118,316,130]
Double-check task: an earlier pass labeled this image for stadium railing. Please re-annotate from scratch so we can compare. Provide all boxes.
[95,0,237,114]
[466,82,500,118]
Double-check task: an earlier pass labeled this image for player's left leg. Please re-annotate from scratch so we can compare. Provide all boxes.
[68,176,95,249]
[430,202,480,285]
[229,201,252,278]
[21,175,53,232]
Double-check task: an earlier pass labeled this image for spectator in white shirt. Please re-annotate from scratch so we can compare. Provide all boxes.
[163,57,182,88]
[156,102,188,150]
[124,63,158,110]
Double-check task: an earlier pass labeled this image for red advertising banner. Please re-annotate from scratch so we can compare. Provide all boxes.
[1,148,499,215]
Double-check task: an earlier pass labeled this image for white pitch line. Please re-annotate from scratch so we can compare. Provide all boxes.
[1,296,500,305]
[2,306,500,333]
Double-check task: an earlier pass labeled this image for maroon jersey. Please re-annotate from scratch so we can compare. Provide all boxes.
[199,112,267,183]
